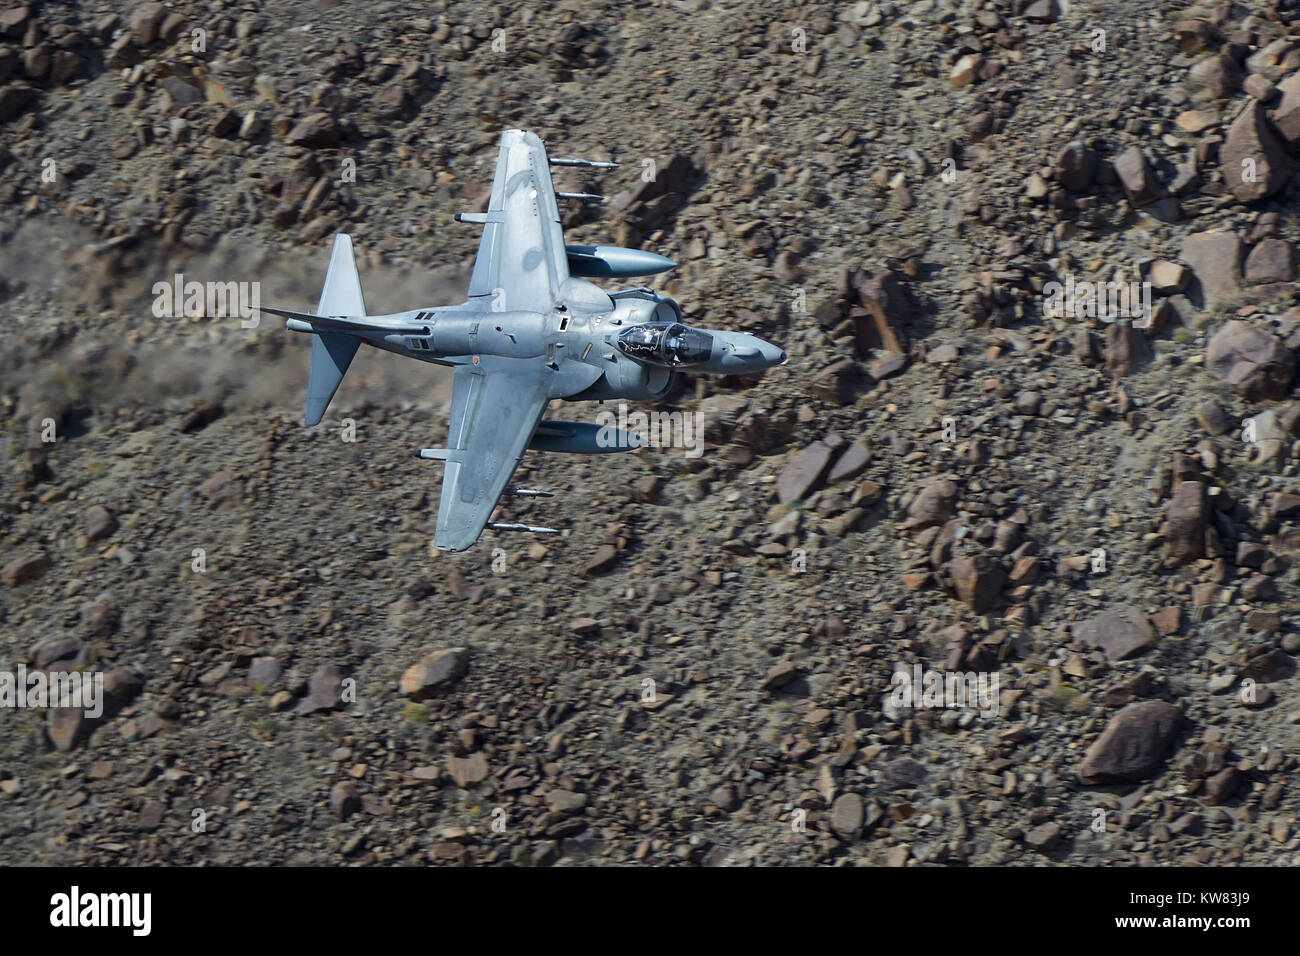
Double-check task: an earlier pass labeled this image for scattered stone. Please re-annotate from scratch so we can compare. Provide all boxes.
[1054,141,1097,192]
[1205,320,1295,401]
[1165,481,1207,564]
[1077,701,1182,784]
[1189,54,1241,98]
[2,550,49,587]
[1074,605,1157,661]
[286,113,341,149]
[400,647,468,700]
[330,781,361,820]
[776,440,834,504]
[1181,232,1242,307]
[1244,238,1295,285]
[830,792,864,839]
[1220,101,1291,202]
[446,752,489,788]
[296,664,346,715]
[949,554,1004,613]
[82,505,118,543]
[1024,821,1061,850]
[1112,146,1162,207]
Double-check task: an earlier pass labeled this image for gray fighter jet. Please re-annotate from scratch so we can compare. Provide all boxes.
[265,129,786,552]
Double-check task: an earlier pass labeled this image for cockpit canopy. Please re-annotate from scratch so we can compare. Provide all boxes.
[617,323,714,367]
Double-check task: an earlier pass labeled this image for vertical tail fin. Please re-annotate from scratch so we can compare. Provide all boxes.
[305,235,366,426]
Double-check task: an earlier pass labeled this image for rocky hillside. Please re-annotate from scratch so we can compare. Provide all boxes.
[1,0,1299,866]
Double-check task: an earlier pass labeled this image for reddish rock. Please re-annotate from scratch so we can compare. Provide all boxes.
[129,2,168,45]
[82,505,118,543]
[1273,70,1300,146]
[1150,606,1182,636]
[949,554,1004,612]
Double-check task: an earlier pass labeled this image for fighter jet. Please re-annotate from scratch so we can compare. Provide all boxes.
[265,129,786,552]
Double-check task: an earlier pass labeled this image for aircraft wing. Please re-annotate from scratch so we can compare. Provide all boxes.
[466,129,570,311]
[433,356,551,552]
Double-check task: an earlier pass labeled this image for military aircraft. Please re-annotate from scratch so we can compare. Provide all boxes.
[265,129,786,552]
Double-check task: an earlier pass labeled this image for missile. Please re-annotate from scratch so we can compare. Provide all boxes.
[529,420,647,454]
[564,245,676,279]
[488,522,561,535]
[549,157,619,169]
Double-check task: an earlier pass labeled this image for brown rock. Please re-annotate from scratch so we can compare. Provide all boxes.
[828,439,871,483]
[286,112,341,149]
[446,752,489,788]
[329,781,361,820]
[1077,701,1182,784]
[129,2,168,46]
[1054,140,1097,192]
[949,554,1004,613]
[1024,821,1062,850]
[852,268,910,355]
[1244,238,1295,285]
[762,660,800,691]
[1105,323,1147,377]
[1150,606,1182,636]
[296,664,346,715]
[904,478,957,530]
[1181,231,1242,307]
[1220,100,1292,202]
[1202,767,1239,805]
[830,792,865,839]
[1165,481,1208,564]
[1074,605,1156,661]
[1112,146,1162,207]
[583,544,619,575]
[809,358,862,406]
[2,550,49,587]
[82,505,118,543]
[1194,401,1233,436]
[1189,54,1241,98]
[776,440,834,504]
[400,647,468,700]
[1273,70,1300,146]
[0,82,34,121]
[1205,320,1295,401]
